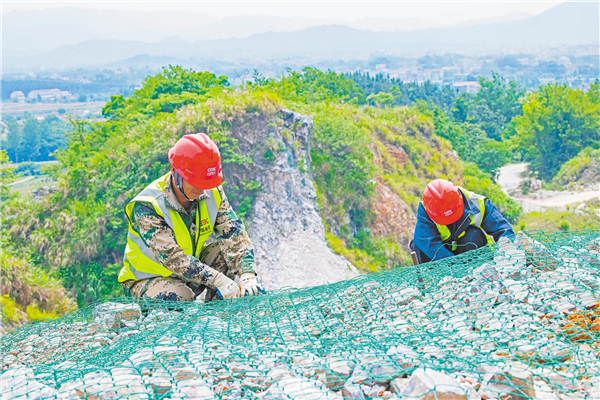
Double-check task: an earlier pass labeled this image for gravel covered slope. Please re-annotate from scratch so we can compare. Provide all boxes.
[1,230,599,399]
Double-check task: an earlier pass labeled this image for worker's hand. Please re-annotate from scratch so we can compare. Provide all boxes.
[212,273,240,300]
[239,272,266,297]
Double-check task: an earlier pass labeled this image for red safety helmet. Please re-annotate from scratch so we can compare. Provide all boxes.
[168,133,223,190]
[422,179,464,225]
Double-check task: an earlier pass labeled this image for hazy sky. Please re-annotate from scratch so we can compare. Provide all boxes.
[2,1,565,24]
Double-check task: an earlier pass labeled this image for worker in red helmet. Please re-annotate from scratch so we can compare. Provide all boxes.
[119,133,265,302]
[410,179,515,263]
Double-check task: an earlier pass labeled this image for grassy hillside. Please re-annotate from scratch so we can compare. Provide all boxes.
[552,147,600,189]
[1,67,520,320]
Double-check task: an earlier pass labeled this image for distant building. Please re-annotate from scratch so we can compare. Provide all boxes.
[441,67,460,79]
[27,89,73,102]
[375,64,387,71]
[426,69,443,81]
[388,69,412,81]
[9,91,26,102]
[452,81,481,94]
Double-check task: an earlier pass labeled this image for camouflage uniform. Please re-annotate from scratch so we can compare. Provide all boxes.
[122,175,256,302]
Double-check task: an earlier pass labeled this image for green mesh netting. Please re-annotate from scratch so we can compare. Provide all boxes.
[1,229,599,399]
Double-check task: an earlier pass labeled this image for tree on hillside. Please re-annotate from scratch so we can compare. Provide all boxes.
[512,82,600,180]
[20,116,43,161]
[450,96,469,123]
[420,102,509,176]
[456,73,524,141]
[0,150,19,203]
[102,66,230,118]
[263,67,366,104]
[3,115,70,163]
[347,72,456,111]
[4,116,23,163]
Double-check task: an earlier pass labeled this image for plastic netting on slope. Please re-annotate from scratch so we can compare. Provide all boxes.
[1,230,600,400]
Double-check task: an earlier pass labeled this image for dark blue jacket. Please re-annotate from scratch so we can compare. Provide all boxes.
[412,191,515,261]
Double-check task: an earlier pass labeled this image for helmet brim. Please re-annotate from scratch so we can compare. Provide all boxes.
[187,174,223,190]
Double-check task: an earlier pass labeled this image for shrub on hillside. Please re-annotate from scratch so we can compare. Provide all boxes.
[0,249,76,331]
[512,83,600,180]
[552,147,600,188]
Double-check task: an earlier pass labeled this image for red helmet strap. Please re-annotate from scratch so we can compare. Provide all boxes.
[172,169,195,202]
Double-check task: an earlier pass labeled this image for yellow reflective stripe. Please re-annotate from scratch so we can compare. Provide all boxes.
[127,231,159,263]
[205,188,220,229]
[120,231,173,282]
[438,224,451,242]
[124,260,164,281]
[170,209,193,255]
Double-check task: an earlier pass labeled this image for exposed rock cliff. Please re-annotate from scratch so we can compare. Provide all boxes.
[222,109,358,290]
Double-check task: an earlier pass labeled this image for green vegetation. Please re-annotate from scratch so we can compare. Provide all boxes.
[0,150,19,202]
[512,83,600,180]
[0,248,76,330]
[2,114,71,163]
[348,72,455,111]
[1,66,596,316]
[517,206,600,232]
[552,147,600,187]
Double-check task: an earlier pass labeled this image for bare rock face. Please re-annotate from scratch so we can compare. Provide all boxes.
[372,178,415,249]
[222,109,358,290]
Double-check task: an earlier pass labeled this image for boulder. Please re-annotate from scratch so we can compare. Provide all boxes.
[93,303,141,330]
[399,368,467,400]
[479,364,535,400]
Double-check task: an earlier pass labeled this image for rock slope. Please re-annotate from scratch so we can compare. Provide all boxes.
[1,230,599,399]
[223,109,358,290]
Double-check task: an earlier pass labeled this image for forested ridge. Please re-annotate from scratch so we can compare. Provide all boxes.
[1,67,599,330]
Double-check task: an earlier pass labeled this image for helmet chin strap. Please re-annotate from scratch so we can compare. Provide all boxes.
[172,169,195,202]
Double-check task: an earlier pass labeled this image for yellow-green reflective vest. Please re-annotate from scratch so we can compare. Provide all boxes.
[435,186,493,251]
[118,173,222,283]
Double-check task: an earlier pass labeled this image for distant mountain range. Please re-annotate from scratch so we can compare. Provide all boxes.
[3,8,442,57]
[3,2,598,71]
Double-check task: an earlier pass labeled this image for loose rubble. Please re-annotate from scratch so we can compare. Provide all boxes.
[1,230,599,399]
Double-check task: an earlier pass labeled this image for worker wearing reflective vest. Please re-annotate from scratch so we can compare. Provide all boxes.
[410,179,515,263]
[119,133,265,301]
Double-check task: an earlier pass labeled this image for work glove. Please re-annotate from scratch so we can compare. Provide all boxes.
[239,272,266,297]
[212,273,240,300]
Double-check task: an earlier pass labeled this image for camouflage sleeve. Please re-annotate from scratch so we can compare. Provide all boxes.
[213,187,257,276]
[131,202,220,287]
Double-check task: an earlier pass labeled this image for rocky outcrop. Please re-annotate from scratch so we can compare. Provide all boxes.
[371,178,415,249]
[222,109,358,290]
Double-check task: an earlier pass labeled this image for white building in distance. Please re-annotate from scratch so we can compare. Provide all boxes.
[27,89,73,102]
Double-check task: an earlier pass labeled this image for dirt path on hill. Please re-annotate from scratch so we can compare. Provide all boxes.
[497,164,599,212]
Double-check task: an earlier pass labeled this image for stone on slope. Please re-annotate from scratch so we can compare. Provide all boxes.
[93,303,141,330]
[399,368,467,400]
[342,382,366,400]
[478,364,535,400]
[1,367,59,399]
